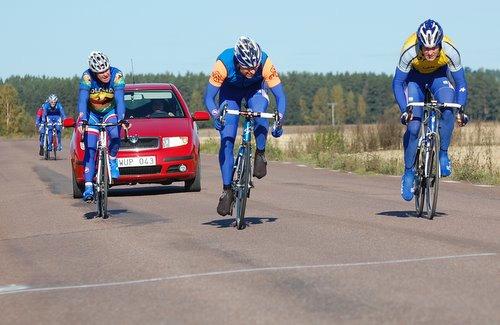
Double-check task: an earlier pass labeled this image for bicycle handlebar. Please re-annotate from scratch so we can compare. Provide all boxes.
[224,109,277,120]
[406,102,462,109]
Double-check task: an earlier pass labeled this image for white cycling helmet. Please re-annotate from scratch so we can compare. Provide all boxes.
[47,94,58,102]
[417,19,443,48]
[88,51,110,73]
[234,36,262,69]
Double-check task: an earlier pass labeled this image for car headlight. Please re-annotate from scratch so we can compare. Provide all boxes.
[162,137,188,148]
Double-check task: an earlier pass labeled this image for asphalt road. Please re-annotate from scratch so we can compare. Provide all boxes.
[0,138,498,324]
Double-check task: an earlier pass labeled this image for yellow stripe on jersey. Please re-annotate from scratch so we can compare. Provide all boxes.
[400,33,457,74]
[208,60,228,87]
[262,58,281,88]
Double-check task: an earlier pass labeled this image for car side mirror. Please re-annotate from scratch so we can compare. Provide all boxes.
[63,117,76,128]
[192,111,210,121]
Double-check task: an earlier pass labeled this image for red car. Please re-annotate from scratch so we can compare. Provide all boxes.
[69,83,210,198]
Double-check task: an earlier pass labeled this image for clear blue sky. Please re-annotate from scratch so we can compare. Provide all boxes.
[1,0,499,78]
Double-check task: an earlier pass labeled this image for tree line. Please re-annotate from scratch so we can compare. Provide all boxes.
[0,68,498,135]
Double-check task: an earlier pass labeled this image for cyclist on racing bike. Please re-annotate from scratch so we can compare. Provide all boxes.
[35,104,45,156]
[77,51,126,202]
[392,19,469,201]
[42,94,66,152]
[204,36,286,216]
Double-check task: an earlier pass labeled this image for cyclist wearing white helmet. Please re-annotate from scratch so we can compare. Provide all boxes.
[392,19,469,202]
[41,94,66,152]
[204,36,287,216]
[77,51,126,202]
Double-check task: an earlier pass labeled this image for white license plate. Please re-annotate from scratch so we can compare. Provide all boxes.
[118,156,156,168]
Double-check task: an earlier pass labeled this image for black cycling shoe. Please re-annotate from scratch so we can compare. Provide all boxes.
[253,150,267,179]
[38,146,44,156]
[217,189,234,216]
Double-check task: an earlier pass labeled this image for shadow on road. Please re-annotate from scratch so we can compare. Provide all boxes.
[203,216,278,228]
[83,209,129,220]
[377,210,447,218]
[109,185,186,197]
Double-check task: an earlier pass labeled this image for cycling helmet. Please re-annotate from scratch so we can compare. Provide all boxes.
[47,94,58,102]
[417,19,443,48]
[88,51,110,73]
[234,36,262,69]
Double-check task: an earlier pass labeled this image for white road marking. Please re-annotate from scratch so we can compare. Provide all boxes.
[0,253,495,296]
[443,180,461,183]
[296,165,308,167]
[474,184,494,188]
[0,285,30,293]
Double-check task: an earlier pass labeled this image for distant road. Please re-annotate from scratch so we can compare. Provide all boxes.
[0,139,498,324]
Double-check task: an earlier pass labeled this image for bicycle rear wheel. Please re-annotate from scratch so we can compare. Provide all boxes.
[97,151,109,219]
[234,145,251,230]
[414,146,425,217]
[425,134,440,219]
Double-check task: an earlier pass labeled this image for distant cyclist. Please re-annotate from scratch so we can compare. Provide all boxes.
[204,36,286,216]
[392,19,469,201]
[77,51,126,202]
[42,94,66,152]
[35,104,45,156]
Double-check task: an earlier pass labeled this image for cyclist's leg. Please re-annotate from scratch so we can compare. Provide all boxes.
[247,89,270,151]
[104,111,120,178]
[83,113,100,185]
[218,99,240,187]
[55,120,62,150]
[431,76,455,151]
[38,126,45,146]
[431,74,456,176]
[403,81,424,169]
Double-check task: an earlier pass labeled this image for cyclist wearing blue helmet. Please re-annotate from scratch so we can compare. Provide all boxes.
[41,94,66,152]
[204,36,287,216]
[77,51,126,202]
[392,19,469,201]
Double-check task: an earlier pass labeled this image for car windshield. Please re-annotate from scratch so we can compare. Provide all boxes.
[124,90,185,119]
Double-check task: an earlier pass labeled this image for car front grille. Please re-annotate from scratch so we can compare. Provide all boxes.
[119,165,162,175]
[120,137,159,150]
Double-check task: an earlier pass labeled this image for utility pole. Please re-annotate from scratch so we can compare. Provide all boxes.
[327,102,336,126]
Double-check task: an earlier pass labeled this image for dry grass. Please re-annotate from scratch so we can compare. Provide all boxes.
[200,121,500,184]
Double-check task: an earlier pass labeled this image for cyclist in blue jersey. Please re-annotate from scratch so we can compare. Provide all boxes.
[35,104,45,156]
[204,36,287,216]
[77,51,127,202]
[42,94,66,152]
[392,19,469,201]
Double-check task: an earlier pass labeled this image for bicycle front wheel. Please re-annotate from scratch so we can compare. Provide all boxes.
[414,146,425,217]
[97,151,109,219]
[53,133,57,161]
[425,134,440,219]
[234,145,251,230]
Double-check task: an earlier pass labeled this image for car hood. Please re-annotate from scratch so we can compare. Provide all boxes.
[124,118,192,138]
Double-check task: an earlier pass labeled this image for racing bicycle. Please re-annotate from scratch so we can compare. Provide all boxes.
[43,120,62,160]
[82,120,129,219]
[407,92,462,219]
[220,105,279,229]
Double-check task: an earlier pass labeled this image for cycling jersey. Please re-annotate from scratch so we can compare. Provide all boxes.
[392,33,468,113]
[398,33,462,74]
[78,66,126,120]
[42,101,66,121]
[35,106,44,126]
